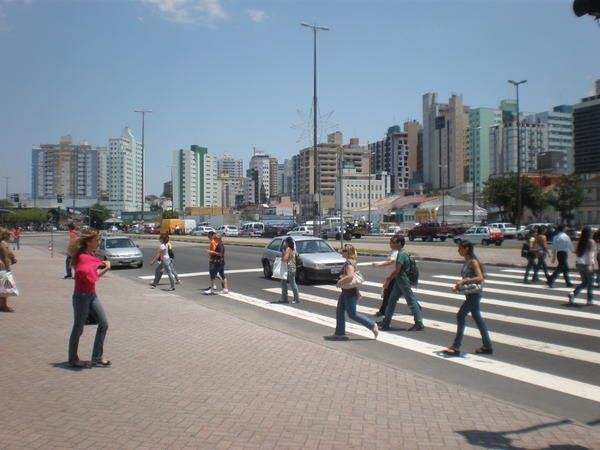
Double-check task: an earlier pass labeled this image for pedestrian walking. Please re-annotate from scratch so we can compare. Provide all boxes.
[379,235,424,331]
[593,228,600,287]
[547,224,574,288]
[442,240,493,356]
[204,230,219,290]
[568,226,597,306]
[12,228,21,251]
[326,244,378,340]
[523,228,538,284]
[280,236,299,304]
[204,233,228,294]
[150,234,176,291]
[153,235,181,286]
[533,225,551,283]
[0,228,17,313]
[372,236,399,317]
[64,224,78,279]
[67,229,111,368]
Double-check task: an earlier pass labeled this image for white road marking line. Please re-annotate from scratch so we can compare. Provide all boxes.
[263,288,600,365]
[486,272,573,284]
[422,278,570,303]
[221,290,600,402]
[433,275,573,293]
[320,283,600,337]
[138,268,263,280]
[501,268,581,279]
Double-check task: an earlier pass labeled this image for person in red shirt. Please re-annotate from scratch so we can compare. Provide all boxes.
[12,228,21,251]
[67,229,111,368]
[64,224,78,279]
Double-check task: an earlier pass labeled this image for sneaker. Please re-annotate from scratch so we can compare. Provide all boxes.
[372,323,379,340]
[176,279,181,285]
[204,288,214,295]
[149,283,157,288]
[290,299,299,304]
[567,292,575,305]
[587,300,595,306]
[64,275,73,279]
[408,323,424,331]
[375,311,384,317]
[377,321,390,330]
[221,289,229,294]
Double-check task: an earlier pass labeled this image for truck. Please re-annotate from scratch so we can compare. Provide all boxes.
[182,219,197,235]
[407,222,455,242]
[160,219,184,235]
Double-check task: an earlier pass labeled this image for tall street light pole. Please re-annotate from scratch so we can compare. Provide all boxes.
[472,126,481,224]
[508,80,526,230]
[135,109,152,233]
[301,22,329,235]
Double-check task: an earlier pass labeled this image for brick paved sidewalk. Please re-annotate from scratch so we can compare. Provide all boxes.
[1,245,598,449]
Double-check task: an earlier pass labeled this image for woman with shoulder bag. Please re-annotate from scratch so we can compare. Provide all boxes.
[523,228,538,284]
[442,240,493,356]
[280,237,299,304]
[568,226,597,306]
[0,228,17,312]
[326,244,378,340]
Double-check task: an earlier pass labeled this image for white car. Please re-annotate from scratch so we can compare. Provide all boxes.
[192,226,216,236]
[454,226,504,246]
[488,222,517,239]
[287,225,314,236]
[216,225,239,237]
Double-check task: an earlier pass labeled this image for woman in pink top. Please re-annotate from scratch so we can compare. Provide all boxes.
[67,229,111,368]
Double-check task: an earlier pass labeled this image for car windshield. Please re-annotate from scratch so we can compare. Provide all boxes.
[296,240,335,254]
[106,238,135,249]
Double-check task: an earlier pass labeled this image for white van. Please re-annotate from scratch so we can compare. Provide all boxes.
[240,222,264,237]
[183,219,197,235]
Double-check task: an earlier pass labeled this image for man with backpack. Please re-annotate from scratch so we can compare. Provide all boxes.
[378,235,424,331]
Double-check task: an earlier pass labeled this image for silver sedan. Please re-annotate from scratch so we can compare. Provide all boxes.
[96,236,144,268]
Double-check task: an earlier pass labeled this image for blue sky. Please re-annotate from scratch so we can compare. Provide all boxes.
[0,0,598,196]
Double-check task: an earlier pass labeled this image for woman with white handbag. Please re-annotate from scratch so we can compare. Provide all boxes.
[326,244,379,340]
[0,228,17,313]
[442,240,493,356]
[280,237,299,304]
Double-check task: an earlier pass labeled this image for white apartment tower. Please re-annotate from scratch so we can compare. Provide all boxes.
[217,153,244,178]
[172,145,218,210]
[105,127,142,212]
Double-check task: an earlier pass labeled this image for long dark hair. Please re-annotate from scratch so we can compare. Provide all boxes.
[285,236,295,250]
[576,226,593,257]
[459,240,485,275]
[69,229,99,267]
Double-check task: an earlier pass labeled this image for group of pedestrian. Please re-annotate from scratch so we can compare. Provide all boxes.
[524,224,597,306]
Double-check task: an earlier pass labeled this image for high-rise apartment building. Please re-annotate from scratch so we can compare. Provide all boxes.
[104,127,143,212]
[573,81,600,175]
[248,149,271,204]
[172,145,218,210]
[217,153,244,178]
[269,156,279,198]
[528,106,573,174]
[489,121,546,177]
[467,108,502,192]
[32,134,104,204]
[217,174,244,209]
[422,93,470,190]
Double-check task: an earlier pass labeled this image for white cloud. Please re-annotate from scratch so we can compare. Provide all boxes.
[247,9,266,23]
[140,0,228,26]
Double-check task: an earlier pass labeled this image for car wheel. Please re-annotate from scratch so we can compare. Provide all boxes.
[440,237,447,242]
[354,234,361,239]
[137,262,143,268]
[454,238,461,244]
[482,239,489,246]
[408,235,415,242]
[426,235,434,242]
[296,268,307,285]
[262,260,272,279]
[495,241,502,246]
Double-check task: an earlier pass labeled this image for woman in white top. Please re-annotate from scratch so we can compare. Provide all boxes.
[568,226,597,306]
[150,234,176,291]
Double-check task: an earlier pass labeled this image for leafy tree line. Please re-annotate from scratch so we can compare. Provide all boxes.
[482,174,584,225]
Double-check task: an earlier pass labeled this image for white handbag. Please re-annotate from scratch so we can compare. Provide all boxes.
[0,271,19,297]
[341,271,365,289]
[272,257,288,280]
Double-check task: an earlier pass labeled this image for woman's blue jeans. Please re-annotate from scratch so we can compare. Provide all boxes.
[68,292,108,362]
[574,263,594,303]
[452,292,492,350]
[281,270,299,302]
[153,260,175,288]
[335,289,375,336]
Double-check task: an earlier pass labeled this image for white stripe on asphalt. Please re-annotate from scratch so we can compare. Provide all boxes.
[220,290,600,403]
[138,268,263,280]
[486,272,575,285]
[433,275,575,293]
[501,268,581,279]
[330,282,600,337]
[262,287,600,365]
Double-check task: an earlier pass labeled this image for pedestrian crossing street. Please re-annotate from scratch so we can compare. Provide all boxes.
[138,264,599,403]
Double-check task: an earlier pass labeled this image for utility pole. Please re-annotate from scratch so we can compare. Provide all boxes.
[508,80,527,229]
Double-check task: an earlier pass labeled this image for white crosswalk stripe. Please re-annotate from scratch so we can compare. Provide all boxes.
[433,275,572,292]
[501,268,581,280]
[220,290,600,403]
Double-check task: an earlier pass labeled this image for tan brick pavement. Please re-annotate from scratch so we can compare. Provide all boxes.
[0,244,598,449]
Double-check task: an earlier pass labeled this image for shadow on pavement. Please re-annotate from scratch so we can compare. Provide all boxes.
[456,419,588,449]
[50,361,91,371]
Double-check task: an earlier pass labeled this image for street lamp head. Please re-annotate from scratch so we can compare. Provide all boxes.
[134,109,153,113]
[508,80,527,86]
[300,22,329,31]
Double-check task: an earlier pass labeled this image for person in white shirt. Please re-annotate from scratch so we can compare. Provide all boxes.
[149,234,176,291]
[547,225,574,288]
[568,226,597,306]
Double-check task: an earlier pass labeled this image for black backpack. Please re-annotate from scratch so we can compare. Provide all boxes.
[168,244,175,259]
[405,252,419,287]
[520,242,529,258]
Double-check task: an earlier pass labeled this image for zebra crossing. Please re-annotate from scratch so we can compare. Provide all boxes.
[215,266,599,403]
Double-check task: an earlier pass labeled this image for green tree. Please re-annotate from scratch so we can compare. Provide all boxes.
[482,175,545,223]
[162,210,179,219]
[89,203,111,229]
[0,199,14,208]
[546,174,583,226]
[3,208,47,228]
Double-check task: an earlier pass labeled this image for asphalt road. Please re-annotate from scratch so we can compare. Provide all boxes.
[27,233,600,426]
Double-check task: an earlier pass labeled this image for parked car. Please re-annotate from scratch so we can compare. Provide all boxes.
[96,236,144,268]
[321,225,353,241]
[261,235,346,284]
[453,226,504,246]
[488,222,517,239]
[239,222,265,237]
[192,225,216,236]
[287,225,314,236]
[517,223,554,240]
[216,225,239,237]
[408,222,454,242]
[144,225,160,235]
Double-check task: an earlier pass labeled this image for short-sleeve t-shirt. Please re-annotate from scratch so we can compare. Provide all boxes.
[395,250,410,284]
[159,243,170,261]
[74,253,102,293]
[209,239,218,261]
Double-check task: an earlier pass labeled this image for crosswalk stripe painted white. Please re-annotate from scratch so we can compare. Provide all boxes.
[323,283,600,338]
[220,290,600,402]
[263,288,600,364]
[486,273,573,284]
[433,275,573,293]
[138,268,263,280]
[420,279,571,303]
[501,268,581,280]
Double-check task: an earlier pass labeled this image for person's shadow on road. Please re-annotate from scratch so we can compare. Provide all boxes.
[50,361,91,371]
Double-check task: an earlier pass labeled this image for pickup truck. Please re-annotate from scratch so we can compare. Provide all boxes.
[407,223,454,242]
